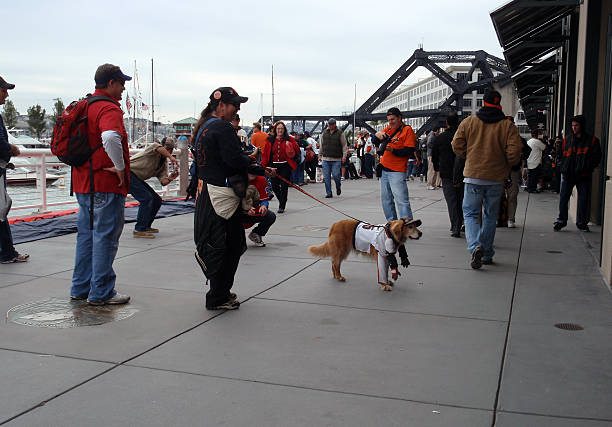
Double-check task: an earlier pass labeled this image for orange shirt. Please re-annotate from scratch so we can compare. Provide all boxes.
[250,131,269,152]
[380,124,416,172]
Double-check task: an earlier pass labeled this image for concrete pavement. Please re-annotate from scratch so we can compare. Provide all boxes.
[1,178,611,426]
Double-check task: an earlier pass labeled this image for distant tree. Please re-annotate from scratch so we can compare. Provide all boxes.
[50,98,65,126]
[27,104,46,139]
[2,99,18,128]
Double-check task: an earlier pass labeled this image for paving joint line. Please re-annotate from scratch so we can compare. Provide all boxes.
[497,409,612,423]
[0,259,321,425]
[0,347,116,365]
[253,296,507,323]
[490,192,530,427]
[120,363,492,414]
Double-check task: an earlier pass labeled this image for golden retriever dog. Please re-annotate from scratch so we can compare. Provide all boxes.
[308,218,422,291]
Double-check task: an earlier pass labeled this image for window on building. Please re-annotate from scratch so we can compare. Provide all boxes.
[457,72,467,81]
[476,99,483,107]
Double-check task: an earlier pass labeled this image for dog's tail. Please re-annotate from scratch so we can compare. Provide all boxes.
[307,242,331,258]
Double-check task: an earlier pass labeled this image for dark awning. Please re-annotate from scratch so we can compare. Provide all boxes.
[490,0,579,128]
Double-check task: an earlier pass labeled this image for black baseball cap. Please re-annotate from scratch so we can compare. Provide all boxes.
[210,87,248,104]
[94,64,132,86]
[387,107,402,117]
[0,76,15,90]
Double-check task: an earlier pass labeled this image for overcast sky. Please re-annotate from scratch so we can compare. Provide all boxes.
[4,0,509,125]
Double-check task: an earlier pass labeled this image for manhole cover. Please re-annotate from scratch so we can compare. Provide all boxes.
[293,225,328,232]
[554,323,584,331]
[6,297,138,328]
[546,250,563,254]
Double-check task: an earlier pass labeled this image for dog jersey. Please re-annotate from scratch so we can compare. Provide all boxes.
[354,223,397,255]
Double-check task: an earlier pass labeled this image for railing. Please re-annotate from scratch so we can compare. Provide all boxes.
[7,143,191,215]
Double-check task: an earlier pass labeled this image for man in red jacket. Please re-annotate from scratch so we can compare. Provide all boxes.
[70,64,132,305]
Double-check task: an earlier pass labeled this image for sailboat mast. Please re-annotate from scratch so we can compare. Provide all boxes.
[151,58,155,143]
[271,64,275,123]
[132,60,137,144]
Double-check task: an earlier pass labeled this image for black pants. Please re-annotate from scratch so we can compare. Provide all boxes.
[271,162,292,210]
[557,175,591,227]
[305,159,317,181]
[364,154,374,178]
[241,209,277,236]
[527,165,541,192]
[344,162,359,179]
[206,210,245,308]
[442,178,464,233]
[0,219,17,262]
[194,184,246,308]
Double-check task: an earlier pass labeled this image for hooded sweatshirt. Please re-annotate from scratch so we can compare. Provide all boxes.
[452,106,522,182]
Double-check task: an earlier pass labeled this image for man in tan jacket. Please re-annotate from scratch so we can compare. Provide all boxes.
[452,89,521,269]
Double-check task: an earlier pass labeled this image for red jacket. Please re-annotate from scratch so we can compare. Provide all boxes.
[264,135,299,171]
[72,89,130,195]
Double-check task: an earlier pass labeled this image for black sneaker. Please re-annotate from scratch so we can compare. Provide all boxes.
[336,188,341,196]
[207,300,240,310]
[577,224,590,232]
[325,194,333,198]
[553,221,566,231]
[470,246,483,269]
[277,208,285,213]
[482,258,494,265]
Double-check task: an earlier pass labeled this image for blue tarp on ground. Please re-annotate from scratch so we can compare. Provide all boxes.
[11,200,195,244]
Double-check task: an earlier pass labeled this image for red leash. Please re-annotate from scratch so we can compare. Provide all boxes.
[275,174,363,222]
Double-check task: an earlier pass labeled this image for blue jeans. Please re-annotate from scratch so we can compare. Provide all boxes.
[129,172,162,231]
[322,160,341,196]
[71,192,125,302]
[462,183,503,260]
[380,170,413,220]
[557,175,591,226]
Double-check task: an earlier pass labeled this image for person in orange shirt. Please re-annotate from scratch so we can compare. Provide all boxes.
[250,122,268,162]
[373,107,416,220]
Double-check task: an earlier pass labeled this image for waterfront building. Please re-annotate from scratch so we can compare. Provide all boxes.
[172,117,197,139]
[491,0,612,284]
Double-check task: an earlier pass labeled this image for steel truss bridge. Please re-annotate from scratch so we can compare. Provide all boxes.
[257,49,512,137]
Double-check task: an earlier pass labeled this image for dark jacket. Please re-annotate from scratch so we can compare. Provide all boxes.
[196,118,253,187]
[560,133,602,180]
[431,126,458,179]
[0,115,11,164]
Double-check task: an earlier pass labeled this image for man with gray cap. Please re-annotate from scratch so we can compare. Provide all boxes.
[0,75,29,263]
[319,118,348,198]
[129,137,180,238]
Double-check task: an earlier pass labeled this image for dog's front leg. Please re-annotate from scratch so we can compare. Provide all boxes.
[377,253,392,291]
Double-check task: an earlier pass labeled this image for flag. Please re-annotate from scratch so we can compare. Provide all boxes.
[141,102,148,111]
[126,95,132,114]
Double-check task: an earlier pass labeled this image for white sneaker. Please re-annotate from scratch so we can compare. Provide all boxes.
[508,221,516,228]
[427,186,435,190]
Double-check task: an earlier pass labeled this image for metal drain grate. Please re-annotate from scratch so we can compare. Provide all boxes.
[546,250,563,254]
[554,323,584,331]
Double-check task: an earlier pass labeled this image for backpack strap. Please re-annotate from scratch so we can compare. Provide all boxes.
[87,95,120,107]
[85,94,120,229]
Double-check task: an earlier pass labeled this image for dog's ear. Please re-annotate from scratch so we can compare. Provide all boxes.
[400,217,412,227]
[407,219,422,227]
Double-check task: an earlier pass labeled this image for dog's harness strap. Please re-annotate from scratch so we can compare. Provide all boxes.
[384,223,400,246]
[352,221,361,250]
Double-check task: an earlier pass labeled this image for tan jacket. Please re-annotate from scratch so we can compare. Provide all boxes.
[130,143,169,182]
[452,115,522,181]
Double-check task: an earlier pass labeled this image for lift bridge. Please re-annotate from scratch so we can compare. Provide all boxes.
[257,49,512,137]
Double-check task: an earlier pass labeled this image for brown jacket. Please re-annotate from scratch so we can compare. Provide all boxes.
[452,114,522,181]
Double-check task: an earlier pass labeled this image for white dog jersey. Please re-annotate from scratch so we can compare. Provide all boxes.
[354,223,399,284]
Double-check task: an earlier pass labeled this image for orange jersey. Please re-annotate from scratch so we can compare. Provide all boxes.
[250,131,269,152]
[380,124,416,172]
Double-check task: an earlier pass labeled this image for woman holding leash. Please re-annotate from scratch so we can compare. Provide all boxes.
[192,87,260,311]
[263,121,300,214]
